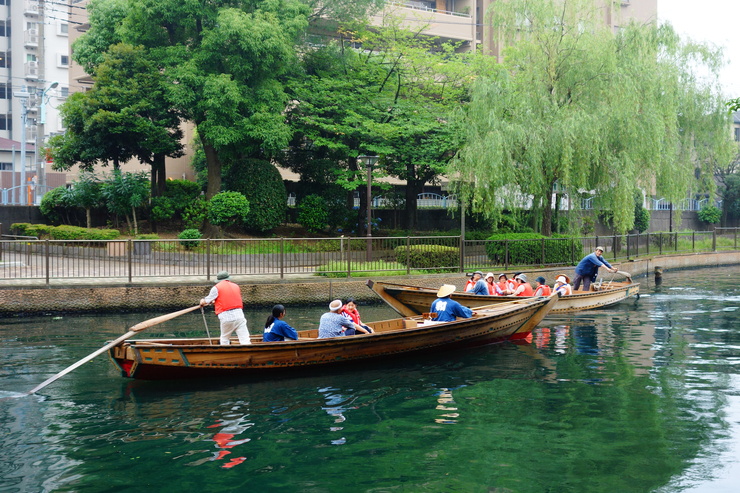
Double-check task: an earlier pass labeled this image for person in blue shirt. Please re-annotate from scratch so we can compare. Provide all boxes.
[465,271,489,295]
[263,304,299,342]
[573,246,618,291]
[430,284,476,322]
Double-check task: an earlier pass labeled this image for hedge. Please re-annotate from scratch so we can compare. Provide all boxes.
[394,244,459,269]
[484,233,581,265]
[11,223,120,240]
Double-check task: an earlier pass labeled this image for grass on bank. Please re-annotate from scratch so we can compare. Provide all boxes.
[314,260,456,278]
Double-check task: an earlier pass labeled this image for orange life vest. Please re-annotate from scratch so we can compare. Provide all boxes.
[516,281,534,296]
[214,280,243,314]
[535,285,551,296]
[464,280,475,292]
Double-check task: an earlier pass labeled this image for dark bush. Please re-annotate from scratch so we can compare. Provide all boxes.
[39,187,69,224]
[224,158,287,232]
[297,195,329,233]
[485,233,581,265]
[394,244,459,269]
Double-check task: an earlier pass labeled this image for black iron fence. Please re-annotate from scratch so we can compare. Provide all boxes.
[0,229,737,283]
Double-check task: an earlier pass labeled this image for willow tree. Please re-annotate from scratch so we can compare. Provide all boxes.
[449,0,735,235]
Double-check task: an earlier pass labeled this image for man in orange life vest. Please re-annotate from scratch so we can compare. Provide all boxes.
[200,271,251,345]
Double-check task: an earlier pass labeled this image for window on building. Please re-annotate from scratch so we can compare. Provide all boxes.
[0,82,10,99]
[58,54,69,67]
[0,162,12,171]
[26,53,36,62]
[0,20,7,37]
[735,127,740,142]
[0,52,9,68]
[60,86,69,98]
[0,115,11,130]
[58,22,68,36]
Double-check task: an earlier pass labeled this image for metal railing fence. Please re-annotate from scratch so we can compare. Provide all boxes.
[0,229,737,283]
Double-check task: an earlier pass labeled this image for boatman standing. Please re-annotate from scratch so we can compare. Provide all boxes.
[573,246,618,292]
[200,271,251,345]
[430,284,476,322]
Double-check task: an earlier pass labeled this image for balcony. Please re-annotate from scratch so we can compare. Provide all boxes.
[372,1,475,43]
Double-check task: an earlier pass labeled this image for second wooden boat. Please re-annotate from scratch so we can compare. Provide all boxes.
[368,279,639,317]
[108,294,558,380]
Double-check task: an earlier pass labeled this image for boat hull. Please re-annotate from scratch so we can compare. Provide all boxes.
[368,280,639,317]
[109,295,558,380]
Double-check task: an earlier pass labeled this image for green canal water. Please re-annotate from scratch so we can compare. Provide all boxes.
[1,266,739,492]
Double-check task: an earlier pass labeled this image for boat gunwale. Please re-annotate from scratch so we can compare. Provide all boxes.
[118,296,552,352]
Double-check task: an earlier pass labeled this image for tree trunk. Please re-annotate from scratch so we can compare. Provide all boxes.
[202,139,222,238]
[132,206,138,236]
[151,153,166,197]
[85,208,92,229]
[542,187,554,237]
[404,178,423,231]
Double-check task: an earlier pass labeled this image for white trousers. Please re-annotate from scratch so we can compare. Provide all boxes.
[219,318,251,345]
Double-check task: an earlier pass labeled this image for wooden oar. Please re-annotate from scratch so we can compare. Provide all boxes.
[26,305,201,395]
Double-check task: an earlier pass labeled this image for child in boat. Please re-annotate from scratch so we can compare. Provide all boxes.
[534,277,552,296]
[263,304,299,341]
[340,298,374,334]
[554,275,573,295]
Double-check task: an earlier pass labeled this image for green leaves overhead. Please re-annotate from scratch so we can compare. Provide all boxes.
[451,0,734,234]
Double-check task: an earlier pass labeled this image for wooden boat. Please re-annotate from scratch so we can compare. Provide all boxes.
[108,294,559,380]
[368,278,640,317]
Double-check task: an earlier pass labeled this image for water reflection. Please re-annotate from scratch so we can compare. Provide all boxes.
[2,267,740,491]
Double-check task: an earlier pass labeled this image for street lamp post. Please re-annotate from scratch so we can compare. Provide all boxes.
[37,81,59,195]
[357,155,379,262]
[13,89,30,205]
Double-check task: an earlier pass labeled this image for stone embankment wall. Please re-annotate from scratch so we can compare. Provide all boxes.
[1,251,738,315]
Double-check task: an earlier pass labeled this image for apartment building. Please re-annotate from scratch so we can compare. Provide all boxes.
[0,0,71,204]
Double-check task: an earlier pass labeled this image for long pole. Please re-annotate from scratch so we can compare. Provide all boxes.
[366,164,372,262]
[19,99,27,206]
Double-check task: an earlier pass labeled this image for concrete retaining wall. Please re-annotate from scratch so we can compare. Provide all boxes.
[2,251,738,315]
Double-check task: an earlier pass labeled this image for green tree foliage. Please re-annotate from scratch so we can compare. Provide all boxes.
[100,170,150,235]
[67,172,102,229]
[450,0,735,235]
[51,43,183,196]
[207,191,250,229]
[223,158,287,233]
[39,187,71,225]
[297,194,329,233]
[282,17,472,231]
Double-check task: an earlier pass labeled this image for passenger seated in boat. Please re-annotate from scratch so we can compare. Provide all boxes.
[485,272,505,295]
[534,277,552,296]
[512,274,534,296]
[497,274,513,295]
[430,284,475,322]
[340,298,374,334]
[553,275,573,296]
[469,271,489,295]
[263,304,299,342]
[318,300,367,338]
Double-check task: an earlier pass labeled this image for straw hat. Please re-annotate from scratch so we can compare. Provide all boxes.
[555,274,570,284]
[436,284,456,298]
[329,299,343,312]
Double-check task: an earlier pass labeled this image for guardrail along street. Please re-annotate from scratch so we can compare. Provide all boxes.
[0,229,737,283]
